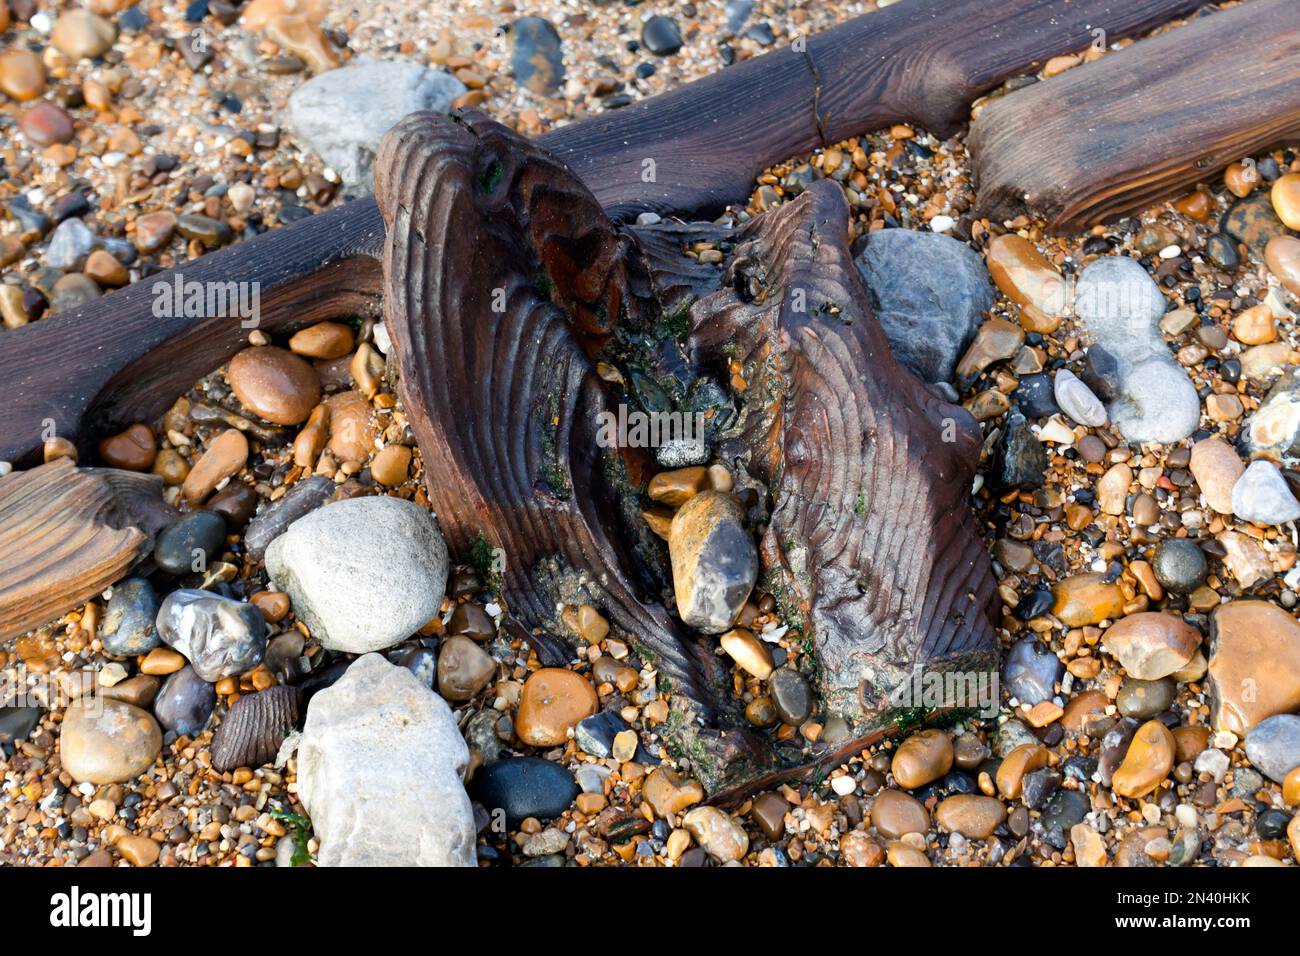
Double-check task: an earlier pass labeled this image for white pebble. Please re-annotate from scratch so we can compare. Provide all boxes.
[1158,244,1181,260]
[831,775,856,796]
[929,215,955,233]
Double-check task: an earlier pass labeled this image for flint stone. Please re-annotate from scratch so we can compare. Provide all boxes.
[1074,257,1199,443]
[101,577,161,656]
[853,228,995,384]
[156,589,268,682]
[298,654,475,866]
[265,496,449,653]
[286,57,466,191]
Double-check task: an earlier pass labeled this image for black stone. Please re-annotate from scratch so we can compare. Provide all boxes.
[0,706,42,749]
[471,757,579,827]
[154,666,216,736]
[1152,538,1207,593]
[1016,373,1061,418]
[154,511,227,575]
[1082,345,1123,402]
[207,483,258,528]
[641,15,683,56]
[1256,808,1291,840]
[1013,588,1055,621]
[991,409,1048,492]
[575,709,628,758]
[1021,768,1061,809]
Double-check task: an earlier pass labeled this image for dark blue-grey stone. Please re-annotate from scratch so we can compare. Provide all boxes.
[769,668,813,725]
[102,577,161,656]
[155,511,226,575]
[724,0,753,34]
[575,709,628,758]
[511,17,565,94]
[1244,714,1300,783]
[1037,789,1088,848]
[471,757,579,826]
[992,410,1047,492]
[640,16,683,56]
[1152,539,1207,593]
[0,706,42,748]
[853,229,995,384]
[1021,768,1061,810]
[398,646,437,689]
[153,666,216,736]
[1003,637,1062,706]
[243,476,334,559]
[1016,373,1061,418]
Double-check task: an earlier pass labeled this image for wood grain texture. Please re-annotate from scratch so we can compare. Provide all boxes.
[0,0,1202,466]
[374,110,773,791]
[971,0,1300,233]
[0,459,172,641]
[688,180,998,725]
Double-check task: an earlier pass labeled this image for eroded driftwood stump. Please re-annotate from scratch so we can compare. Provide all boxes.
[0,459,174,641]
[375,112,997,793]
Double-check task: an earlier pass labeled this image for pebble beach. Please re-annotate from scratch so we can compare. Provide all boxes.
[2,0,1299,872]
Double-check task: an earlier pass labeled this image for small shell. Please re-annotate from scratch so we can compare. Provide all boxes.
[1053,369,1108,427]
[211,685,301,772]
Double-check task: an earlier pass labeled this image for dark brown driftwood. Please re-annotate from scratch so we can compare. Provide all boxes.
[375,111,996,792]
[971,0,1300,233]
[687,180,998,724]
[0,459,174,641]
[0,0,1204,466]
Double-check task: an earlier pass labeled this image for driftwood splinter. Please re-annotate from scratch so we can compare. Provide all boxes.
[971,0,1300,233]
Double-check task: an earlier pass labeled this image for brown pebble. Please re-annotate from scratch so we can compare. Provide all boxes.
[515,668,598,747]
[180,427,249,505]
[227,346,321,425]
[116,834,160,867]
[83,249,129,287]
[0,48,46,101]
[140,647,186,676]
[250,590,291,623]
[98,423,155,471]
[369,443,411,486]
[289,321,355,359]
[869,789,928,839]
[20,102,74,146]
[890,729,953,790]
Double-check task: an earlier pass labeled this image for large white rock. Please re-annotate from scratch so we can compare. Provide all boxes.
[297,654,476,866]
[264,496,448,653]
[285,57,466,191]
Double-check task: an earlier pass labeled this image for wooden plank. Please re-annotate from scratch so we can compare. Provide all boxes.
[0,0,1202,467]
[970,0,1300,234]
[0,460,174,642]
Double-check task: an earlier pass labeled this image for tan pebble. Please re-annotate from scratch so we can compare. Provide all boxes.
[514,668,597,747]
[1271,173,1300,231]
[642,767,704,819]
[140,647,186,676]
[561,604,609,643]
[870,789,928,839]
[1233,304,1276,345]
[84,249,129,287]
[116,834,160,867]
[1102,611,1200,680]
[996,743,1048,799]
[886,842,930,867]
[1207,600,1300,735]
[98,423,155,471]
[647,466,709,507]
[1070,823,1108,866]
[180,427,249,505]
[227,346,321,425]
[1051,573,1125,626]
[986,234,1069,332]
[1112,719,1175,799]
[1224,161,1258,198]
[369,443,411,486]
[935,794,1006,839]
[890,729,953,790]
[719,628,773,680]
[324,390,375,464]
[1265,235,1300,297]
[288,321,354,359]
[44,436,77,463]
[839,831,884,867]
